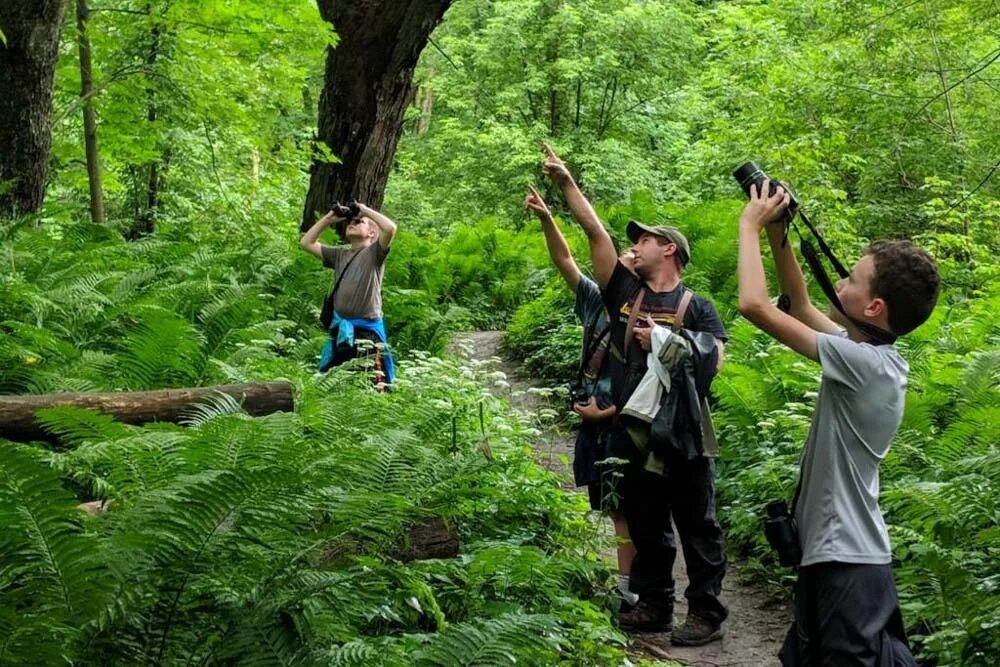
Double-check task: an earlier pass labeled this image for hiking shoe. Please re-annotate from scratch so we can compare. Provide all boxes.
[670,614,724,646]
[617,601,673,634]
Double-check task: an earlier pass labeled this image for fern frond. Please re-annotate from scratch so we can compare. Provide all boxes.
[0,445,107,623]
[179,390,248,427]
[34,405,135,447]
[116,308,206,389]
[414,613,563,666]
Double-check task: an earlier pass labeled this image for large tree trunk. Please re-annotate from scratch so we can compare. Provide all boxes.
[300,0,452,232]
[0,381,294,443]
[0,0,69,218]
[76,0,105,224]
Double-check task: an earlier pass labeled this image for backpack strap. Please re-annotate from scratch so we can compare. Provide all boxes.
[672,289,694,332]
[621,288,646,363]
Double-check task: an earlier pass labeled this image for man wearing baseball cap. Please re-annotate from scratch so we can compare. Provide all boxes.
[542,144,729,645]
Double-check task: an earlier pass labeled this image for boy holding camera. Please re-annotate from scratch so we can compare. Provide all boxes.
[300,201,397,383]
[737,182,939,665]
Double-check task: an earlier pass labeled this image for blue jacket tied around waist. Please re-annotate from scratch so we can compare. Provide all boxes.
[319,312,395,384]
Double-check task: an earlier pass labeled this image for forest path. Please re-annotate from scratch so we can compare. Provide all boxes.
[451,330,790,666]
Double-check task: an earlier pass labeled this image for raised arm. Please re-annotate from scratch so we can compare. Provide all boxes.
[358,203,398,250]
[300,210,339,260]
[764,215,840,334]
[525,185,581,290]
[738,184,819,361]
[542,144,618,289]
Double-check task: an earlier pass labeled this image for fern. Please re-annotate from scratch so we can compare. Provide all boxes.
[413,613,564,666]
[0,445,108,663]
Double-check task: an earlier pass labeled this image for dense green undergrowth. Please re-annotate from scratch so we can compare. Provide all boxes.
[5,0,999,664]
[0,220,632,666]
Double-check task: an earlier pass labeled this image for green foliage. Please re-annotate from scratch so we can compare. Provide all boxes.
[506,201,1000,663]
[0,300,625,665]
[16,0,1000,664]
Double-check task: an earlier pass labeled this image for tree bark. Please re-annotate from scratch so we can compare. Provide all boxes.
[300,0,452,232]
[0,381,295,443]
[416,84,434,135]
[76,0,105,224]
[0,0,69,218]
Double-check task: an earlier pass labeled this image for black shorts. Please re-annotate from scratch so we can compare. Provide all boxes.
[780,562,916,666]
[576,424,630,512]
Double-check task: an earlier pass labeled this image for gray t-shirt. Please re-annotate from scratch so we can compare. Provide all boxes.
[320,242,389,319]
[795,331,908,566]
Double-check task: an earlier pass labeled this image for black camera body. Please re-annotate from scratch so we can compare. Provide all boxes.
[569,382,590,409]
[763,500,803,567]
[733,161,799,220]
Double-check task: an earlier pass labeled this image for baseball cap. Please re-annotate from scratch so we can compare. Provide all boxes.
[625,220,691,266]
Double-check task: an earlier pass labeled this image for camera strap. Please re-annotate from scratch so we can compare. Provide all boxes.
[785,211,897,345]
[577,320,612,389]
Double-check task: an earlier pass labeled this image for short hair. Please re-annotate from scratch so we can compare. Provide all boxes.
[866,240,940,335]
[653,235,687,269]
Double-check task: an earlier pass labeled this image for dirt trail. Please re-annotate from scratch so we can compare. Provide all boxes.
[452,331,790,666]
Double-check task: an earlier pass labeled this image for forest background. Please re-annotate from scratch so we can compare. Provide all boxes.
[0,0,998,665]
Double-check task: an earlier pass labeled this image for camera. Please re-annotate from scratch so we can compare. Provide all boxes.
[732,161,799,220]
[569,382,590,409]
[762,500,803,567]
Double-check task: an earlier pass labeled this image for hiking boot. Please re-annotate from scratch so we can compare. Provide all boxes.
[617,600,673,634]
[670,614,724,646]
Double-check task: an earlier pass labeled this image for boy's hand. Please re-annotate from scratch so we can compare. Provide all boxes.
[542,143,572,185]
[525,185,553,222]
[573,397,607,421]
[740,181,790,231]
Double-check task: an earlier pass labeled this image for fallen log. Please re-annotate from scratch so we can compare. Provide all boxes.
[0,381,294,443]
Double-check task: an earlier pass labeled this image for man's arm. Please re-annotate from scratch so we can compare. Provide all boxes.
[526,186,581,290]
[542,144,618,289]
[764,218,840,334]
[300,210,339,260]
[737,184,819,361]
[358,203,398,250]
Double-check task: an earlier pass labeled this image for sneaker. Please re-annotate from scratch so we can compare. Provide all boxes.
[670,614,724,646]
[617,601,674,634]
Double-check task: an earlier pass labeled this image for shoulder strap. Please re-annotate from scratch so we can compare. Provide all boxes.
[576,321,611,385]
[672,288,694,332]
[621,288,646,362]
[321,249,365,328]
[330,249,364,301]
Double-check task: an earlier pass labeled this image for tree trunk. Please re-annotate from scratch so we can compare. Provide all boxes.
[76,0,105,224]
[0,0,69,218]
[0,381,294,443]
[416,84,434,135]
[129,17,163,238]
[301,0,452,232]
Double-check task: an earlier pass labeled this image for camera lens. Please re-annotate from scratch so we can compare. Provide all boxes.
[733,161,767,196]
